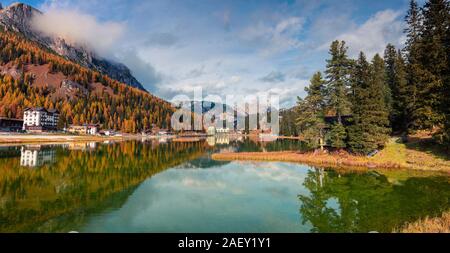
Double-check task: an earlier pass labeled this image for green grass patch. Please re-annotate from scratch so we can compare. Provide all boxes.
[373,138,408,166]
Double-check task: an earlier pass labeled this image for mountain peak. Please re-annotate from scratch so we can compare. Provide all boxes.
[2,2,40,14]
[0,2,146,91]
[0,2,41,37]
[8,2,25,8]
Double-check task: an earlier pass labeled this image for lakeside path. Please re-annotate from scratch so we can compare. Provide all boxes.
[212,138,450,173]
[0,134,138,145]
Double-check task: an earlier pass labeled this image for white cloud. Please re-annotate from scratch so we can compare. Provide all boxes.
[116,49,163,92]
[260,71,286,83]
[229,75,241,84]
[32,1,408,110]
[31,8,125,56]
[320,10,405,58]
[240,16,305,56]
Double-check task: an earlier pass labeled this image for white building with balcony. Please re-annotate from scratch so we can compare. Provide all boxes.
[23,107,60,132]
[216,128,230,134]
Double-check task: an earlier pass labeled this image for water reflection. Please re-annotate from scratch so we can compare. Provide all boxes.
[68,142,97,151]
[0,141,207,232]
[207,135,245,146]
[298,169,450,233]
[0,139,448,233]
[80,161,312,233]
[76,160,450,233]
[20,146,56,167]
[206,136,307,153]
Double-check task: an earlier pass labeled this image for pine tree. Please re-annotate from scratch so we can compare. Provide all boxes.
[404,0,426,132]
[415,0,449,129]
[384,45,409,133]
[348,53,390,154]
[404,0,423,56]
[371,54,391,145]
[325,40,352,124]
[296,72,326,149]
[443,0,450,145]
[280,108,298,137]
[328,123,347,149]
[348,52,372,153]
[393,50,409,134]
[384,44,396,125]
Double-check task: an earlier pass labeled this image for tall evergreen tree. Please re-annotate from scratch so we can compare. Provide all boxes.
[324,40,352,124]
[404,0,426,132]
[348,52,371,153]
[416,0,449,129]
[296,72,327,149]
[348,53,390,154]
[280,108,299,137]
[393,50,409,134]
[444,0,450,145]
[328,122,347,150]
[384,45,409,133]
[384,44,396,110]
[371,54,392,145]
[404,0,423,53]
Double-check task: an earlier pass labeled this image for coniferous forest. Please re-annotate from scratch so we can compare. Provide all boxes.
[0,29,174,133]
[284,0,450,153]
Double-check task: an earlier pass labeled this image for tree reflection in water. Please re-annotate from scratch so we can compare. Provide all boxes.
[0,139,448,233]
[0,141,206,232]
[298,168,450,233]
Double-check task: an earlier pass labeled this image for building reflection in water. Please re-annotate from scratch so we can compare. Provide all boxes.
[68,142,97,151]
[207,135,245,146]
[207,136,231,146]
[158,137,168,144]
[206,136,216,146]
[20,145,56,167]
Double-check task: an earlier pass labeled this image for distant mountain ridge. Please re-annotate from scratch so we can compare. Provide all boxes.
[0,2,146,91]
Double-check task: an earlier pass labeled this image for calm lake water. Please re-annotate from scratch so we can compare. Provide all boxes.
[0,137,449,233]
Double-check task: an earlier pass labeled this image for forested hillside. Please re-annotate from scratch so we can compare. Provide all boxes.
[0,30,173,133]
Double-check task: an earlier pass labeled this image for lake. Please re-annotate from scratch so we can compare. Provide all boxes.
[0,138,449,233]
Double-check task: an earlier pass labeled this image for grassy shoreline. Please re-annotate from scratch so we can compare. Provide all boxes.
[0,134,133,145]
[3,133,449,172]
[212,151,407,170]
[396,211,450,233]
[212,138,450,172]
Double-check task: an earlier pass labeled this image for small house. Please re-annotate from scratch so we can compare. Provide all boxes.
[68,124,100,135]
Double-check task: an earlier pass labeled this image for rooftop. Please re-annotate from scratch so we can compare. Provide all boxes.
[0,117,23,122]
[24,107,60,114]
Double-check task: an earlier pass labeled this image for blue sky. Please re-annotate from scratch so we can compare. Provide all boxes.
[2,0,419,108]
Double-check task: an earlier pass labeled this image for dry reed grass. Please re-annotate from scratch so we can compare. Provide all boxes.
[212,151,406,170]
[396,212,450,233]
[212,136,450,172]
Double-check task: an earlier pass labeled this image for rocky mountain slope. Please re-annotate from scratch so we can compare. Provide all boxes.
[0,2,146,91]
[0,30,173,131]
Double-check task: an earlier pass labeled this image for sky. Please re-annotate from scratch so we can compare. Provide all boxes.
[2,0,422,108]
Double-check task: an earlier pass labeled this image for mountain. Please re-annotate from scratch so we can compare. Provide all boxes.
[179,100,279,131]
[0,20,173,132]
[0,2,146,91]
